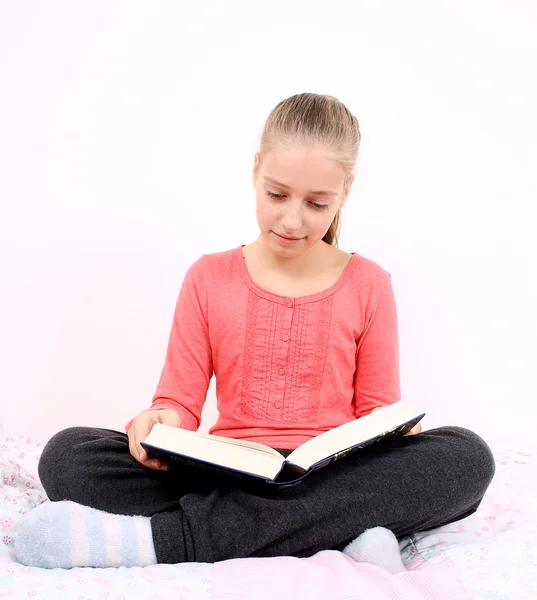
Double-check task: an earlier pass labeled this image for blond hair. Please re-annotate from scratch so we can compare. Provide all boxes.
[257,93,361,247]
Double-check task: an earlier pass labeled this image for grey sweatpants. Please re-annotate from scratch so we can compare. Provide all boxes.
[37,424,495,564]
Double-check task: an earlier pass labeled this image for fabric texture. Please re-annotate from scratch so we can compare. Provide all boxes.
[125,245,401,449]
[36,424,495,564]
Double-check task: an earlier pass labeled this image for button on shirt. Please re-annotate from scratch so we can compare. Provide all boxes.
[126,245,401,450]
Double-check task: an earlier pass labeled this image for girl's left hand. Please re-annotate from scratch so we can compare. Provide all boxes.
[370,406,423,436]
[402,422,422,436]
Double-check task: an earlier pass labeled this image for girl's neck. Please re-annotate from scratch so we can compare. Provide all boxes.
[240,238,355,299]
[244,237,329,276]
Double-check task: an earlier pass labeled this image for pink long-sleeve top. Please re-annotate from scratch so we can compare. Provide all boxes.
[126,245,401,450]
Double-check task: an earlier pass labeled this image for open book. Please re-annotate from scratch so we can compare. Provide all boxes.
[141,400,425,488]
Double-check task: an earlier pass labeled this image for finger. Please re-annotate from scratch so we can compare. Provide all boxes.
[132,419,150,463]
[130,426,142,462]
[139,451,170,471]
[128,430,141,462]
[143,459,169,471]
[135,423,167,470]
[130,435,166,470]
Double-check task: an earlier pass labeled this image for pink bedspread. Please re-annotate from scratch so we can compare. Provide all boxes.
[212,551,469,600]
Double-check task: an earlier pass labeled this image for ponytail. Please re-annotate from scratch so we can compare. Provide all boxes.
[322,209,341,247]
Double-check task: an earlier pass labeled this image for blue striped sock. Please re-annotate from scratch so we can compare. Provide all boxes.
[14,500,157,568]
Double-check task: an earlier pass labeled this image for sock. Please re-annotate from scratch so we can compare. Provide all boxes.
[342,526,406,574]
[14,500,157,569]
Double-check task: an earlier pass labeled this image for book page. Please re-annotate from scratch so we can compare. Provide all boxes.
[149,424,284,457]
[287,401,425,471]
[144,424,284,480]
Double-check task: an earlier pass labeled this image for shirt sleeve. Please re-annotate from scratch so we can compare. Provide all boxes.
[125,256,213,433]
[354,274,402,418]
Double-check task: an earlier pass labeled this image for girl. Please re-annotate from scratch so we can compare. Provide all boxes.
[15,93,495,570]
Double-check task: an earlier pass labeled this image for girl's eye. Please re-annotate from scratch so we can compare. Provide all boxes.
[266,191,283,199]
[265,191,329,211]
[311,202,329,210]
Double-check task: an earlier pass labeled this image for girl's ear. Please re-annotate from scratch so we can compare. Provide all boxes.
[252,152,261,188]
[341,174,355,206]
[345,174,355,194]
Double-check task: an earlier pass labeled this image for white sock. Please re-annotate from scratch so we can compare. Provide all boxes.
[342,526,406,574]
[14,500,157,569]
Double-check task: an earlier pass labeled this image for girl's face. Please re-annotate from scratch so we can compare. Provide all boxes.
[252,144,353,257]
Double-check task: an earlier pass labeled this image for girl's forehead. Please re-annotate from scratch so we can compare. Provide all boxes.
[260,147,345,184]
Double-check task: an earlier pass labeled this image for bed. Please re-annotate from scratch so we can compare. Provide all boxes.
[1,431,535,600]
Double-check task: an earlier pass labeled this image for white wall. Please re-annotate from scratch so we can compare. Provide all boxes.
[0,1,535,453]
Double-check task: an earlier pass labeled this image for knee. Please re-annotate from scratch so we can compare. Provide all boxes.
[437,425,496,489]
[38,427,93,499]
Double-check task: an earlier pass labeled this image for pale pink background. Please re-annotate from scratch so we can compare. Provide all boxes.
[0,3,535,452]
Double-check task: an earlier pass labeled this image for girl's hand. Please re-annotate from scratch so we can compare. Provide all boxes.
[128,408,182,470]
[370,406,423,436]
[402,422,422,436]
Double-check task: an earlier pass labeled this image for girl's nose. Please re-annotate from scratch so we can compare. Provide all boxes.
[281,207,303,232]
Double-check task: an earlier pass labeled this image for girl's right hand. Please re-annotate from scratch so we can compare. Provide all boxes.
[370,406,422,436]
[127,408,182,471]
